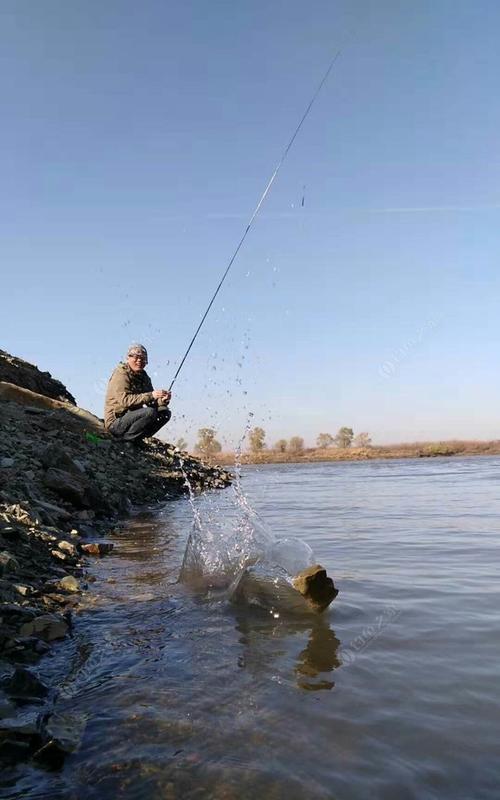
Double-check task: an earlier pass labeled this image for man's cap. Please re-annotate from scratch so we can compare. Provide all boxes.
[127,343,148,358]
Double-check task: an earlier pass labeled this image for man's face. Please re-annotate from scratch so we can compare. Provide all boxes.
[127,351,147,373]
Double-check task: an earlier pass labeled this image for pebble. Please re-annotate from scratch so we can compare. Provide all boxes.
[57,540,77,556]
[80,542,114,557]
[57,575,79,593]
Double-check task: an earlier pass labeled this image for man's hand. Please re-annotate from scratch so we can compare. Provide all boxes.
[153,389,171,404]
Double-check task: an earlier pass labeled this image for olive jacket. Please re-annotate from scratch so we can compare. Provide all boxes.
[104,362,155,429]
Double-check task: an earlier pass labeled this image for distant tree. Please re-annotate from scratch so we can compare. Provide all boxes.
[249,426,266,453]
[334,427,354,449]
[353,432,372,448]
[316,432,334,449]
[274,439,288,453]
[289,436,304,455]
[176,437,188,451]
[195,427,222,459]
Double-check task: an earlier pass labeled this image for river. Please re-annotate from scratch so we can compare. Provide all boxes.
[4,457,500,799]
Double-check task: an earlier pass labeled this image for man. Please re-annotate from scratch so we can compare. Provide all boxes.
[104,344,171,442]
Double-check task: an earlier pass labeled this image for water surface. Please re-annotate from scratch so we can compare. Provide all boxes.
[4,457,500,799]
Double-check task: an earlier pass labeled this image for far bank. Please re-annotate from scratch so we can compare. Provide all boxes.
[213,439,500,466]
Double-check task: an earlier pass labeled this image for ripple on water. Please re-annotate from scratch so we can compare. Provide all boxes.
[5,457,500,800]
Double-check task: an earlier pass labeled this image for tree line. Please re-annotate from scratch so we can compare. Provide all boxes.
[248,426,372,453]
[184,426,372,457]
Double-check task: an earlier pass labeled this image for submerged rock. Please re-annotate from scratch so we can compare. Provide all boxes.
[3,667,48,700]
[34,710,87,766]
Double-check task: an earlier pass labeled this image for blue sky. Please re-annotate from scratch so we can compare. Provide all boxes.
[2,0,500,448]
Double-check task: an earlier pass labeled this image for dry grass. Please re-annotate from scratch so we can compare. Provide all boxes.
[214,439,500,465]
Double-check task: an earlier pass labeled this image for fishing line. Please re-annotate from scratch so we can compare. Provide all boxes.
[169,44,346,391]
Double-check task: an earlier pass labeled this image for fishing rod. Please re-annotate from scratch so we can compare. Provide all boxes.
[169,45,345,392]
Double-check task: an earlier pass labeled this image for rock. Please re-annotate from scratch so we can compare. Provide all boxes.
[19,614,68,641]
[0,710,40,736]
[51,549,69,562]
[13,584,31,597]
[3,667,49,699]
[0,349,76,404]
[34,499,72,521]
[0,737,32,761]
[57,540,77,557]
[0,457,15,468]
[292,564,339,613]
[0,550,19,575]
[0,580,23,603]
[43,467,88,508]
[34,710,87,766]
[80,542,114,557]
[40,443,85,475]
[0,694,15,719]
[3,635,49,664]
[0,604,37,625]
[56,576,80,593]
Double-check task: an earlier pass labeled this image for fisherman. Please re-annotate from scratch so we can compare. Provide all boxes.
[104,344,171,442]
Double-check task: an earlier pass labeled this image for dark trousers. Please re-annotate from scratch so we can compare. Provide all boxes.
[109,405,171,442]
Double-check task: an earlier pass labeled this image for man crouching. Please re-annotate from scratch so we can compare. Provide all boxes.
[104,343,171,442]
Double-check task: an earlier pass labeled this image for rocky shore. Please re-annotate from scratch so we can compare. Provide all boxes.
[0,350,231,769]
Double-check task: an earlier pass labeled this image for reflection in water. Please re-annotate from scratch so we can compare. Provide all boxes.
[295,621,341,691]
[234,607,341,691]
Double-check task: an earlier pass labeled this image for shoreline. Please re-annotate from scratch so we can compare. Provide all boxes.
[0,350,231,769]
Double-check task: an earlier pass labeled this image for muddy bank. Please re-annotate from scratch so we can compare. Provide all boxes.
[0,350,231,770]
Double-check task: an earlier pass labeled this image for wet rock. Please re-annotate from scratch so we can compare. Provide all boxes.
[0,693,15,719]
[35,710,86,766]
[292,564,339,613]
[3,667,48,699]
[57,540,77,557]
[80,542,114,557]
[0,710,40,736]
[51,548,69,562]
[0,604,37,625]
[19,614,68,641]
[0,737,32,762]
[3,635,50,664]
[56,576,80,593]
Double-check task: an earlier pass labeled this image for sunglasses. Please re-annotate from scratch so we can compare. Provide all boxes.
[128,354,147,361]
